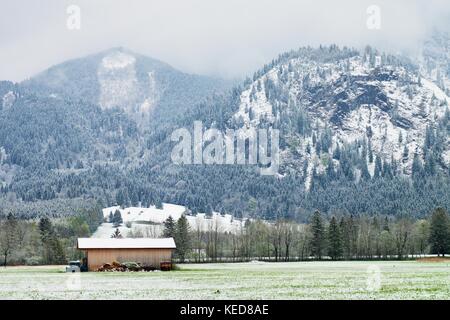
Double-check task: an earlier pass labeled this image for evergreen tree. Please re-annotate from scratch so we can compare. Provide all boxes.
[424,153,436,176]
[412,153,424,179]
[52,237,66,264]
[424,125,435,155]
[327,216,342,260]
[38,216,53,264]
[38,217,66,264]
[341,215,358,259]
[332,143,341,160]
[163,216,176,238]
[206,205,213,216]
[111,228,122,238]
[310,210,325,259]
[368,139,374,163]
[429,207,450,256]
[402,144,409,160]
[326,160,335,180]
[360,160,371,181]
[383,160,394,178]
[175,215,191,262]
[339,217,350,259]
[112,209,123,227]
[374,155,382,178]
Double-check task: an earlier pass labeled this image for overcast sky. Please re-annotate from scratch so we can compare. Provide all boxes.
[0,0,449,82]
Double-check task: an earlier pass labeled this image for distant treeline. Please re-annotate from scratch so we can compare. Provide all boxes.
[0,207,103,266]
[1,206,449,266]
[162,207,450,262]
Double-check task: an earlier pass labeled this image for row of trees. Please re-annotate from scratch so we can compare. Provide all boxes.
[108,210,123,227]
[1,206,448,266]
[161,207,450,262]
[0,208,103,266]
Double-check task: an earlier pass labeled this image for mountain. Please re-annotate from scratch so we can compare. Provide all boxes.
[230,45,449,185]
[0,48,232,216]
[0,44,449,220]
[19,47,230,126]
[150,45,449,220]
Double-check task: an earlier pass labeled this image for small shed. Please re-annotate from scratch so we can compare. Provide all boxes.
[77,238,176,271]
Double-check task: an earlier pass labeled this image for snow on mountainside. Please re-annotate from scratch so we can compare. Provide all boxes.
[93,203,248,238]
[20,47,230,124]
[1,44,448,219]
[232,47,449,186]
[0,81,16,112]
[98,51,140,112]
[97,50,162,116]
[2,91,16,111]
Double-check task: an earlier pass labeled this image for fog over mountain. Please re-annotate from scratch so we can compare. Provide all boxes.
[1,0,449,82]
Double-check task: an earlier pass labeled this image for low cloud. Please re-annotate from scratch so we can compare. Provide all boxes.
[0,0,449,82]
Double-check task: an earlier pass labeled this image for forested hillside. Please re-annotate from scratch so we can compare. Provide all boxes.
[0,41,449,221]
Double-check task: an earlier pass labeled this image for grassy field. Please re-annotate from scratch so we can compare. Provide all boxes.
[0,260,449,299]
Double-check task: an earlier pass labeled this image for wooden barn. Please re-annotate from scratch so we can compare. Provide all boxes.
[77,238,176,271]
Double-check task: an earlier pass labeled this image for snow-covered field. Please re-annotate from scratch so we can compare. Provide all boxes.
[1,261,449,300]
[93,203,247,238]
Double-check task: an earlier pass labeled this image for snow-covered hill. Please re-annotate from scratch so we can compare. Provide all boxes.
[232,46,449,187]
[93,203,248,238]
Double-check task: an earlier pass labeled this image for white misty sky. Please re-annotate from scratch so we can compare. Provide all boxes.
[0,0,449,82]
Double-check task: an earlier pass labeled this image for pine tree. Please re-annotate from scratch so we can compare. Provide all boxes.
[343,214,358,259]
[310,210,325,259]
[112,209,123,227]
[368,139,374,163]
[361,160,371,181]
[332,143,341,160]
[424,153,436,176]
[327,216,342,260]
[175,215,191,262]
[163,216,176,238]
[412,153,424,179]
[111,228,122,238]
[339,217,350,259]
[38,217,53,264]
[326,160,335,180]
[38,217,66,264]
[374,155,382,178]
[205,205,213,217]
[424,125,435,155]
[402,144,409,160]
[429,207,450,256]
[52,237,67,264]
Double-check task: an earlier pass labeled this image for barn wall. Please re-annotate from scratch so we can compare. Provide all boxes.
[86,248,173,271]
